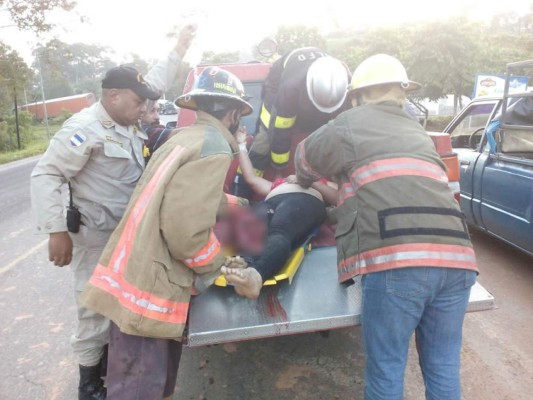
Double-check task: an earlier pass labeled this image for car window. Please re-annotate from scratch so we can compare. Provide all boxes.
[241,81,263,135]
[448,102,498,138]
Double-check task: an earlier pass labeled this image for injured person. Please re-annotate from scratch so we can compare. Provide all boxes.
[220,128,336,299]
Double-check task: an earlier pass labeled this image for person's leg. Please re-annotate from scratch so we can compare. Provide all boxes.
[162,339,184,399]
[106,322,182,400]
[70,227,111,399]
[253,193,326,280]
[415,269,477,400]
[361,267,433,400]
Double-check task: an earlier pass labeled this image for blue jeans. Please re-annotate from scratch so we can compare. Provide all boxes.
[361,267,477,400]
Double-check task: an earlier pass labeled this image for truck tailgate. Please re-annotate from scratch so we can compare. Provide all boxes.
[186,246,494,347]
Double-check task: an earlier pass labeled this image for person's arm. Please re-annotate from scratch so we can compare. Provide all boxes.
[144,24,196,93]
[30,121,92,266]
[311,179,338,206]
[295,117,346,187]
[160,153,231,288]
[236,129,272,197]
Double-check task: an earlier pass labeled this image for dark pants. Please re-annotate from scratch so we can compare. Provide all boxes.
[106,322,182,400]
[253,192,326,280]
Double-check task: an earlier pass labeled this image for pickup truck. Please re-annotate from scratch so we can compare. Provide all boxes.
[441,59,533,258]
[176,62,495,347]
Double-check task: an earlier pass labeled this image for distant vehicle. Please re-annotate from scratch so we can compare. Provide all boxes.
[159,101,178,115]
[447,60,533,257]
[22,93,97,120]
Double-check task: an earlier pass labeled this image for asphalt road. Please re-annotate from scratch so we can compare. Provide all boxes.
[0,156,532,400]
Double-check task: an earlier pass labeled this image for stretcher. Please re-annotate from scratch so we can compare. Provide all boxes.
[186,246,495,347]
[213,234,314,287]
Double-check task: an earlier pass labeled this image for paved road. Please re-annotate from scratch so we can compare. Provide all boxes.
[0,158,532,400]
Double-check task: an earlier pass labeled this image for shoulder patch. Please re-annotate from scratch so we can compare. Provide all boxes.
[200,126,232,158]
[70,131,87,147]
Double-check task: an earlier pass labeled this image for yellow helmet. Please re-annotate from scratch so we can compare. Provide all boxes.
[348,54,421,94]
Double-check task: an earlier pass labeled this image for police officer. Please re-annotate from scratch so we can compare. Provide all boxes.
[30,25,195,400]
[232,48,349,199]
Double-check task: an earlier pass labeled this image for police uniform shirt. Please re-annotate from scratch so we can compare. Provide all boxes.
[31,102,147,233]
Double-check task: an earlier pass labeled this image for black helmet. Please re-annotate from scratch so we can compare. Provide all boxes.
[175,67,253,116]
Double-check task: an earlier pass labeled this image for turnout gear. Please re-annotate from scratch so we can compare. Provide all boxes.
[306,56,348,113]
[348,53,421,94]
[295,102,478,282]
[175,66,253,116]
[81,111,241,339]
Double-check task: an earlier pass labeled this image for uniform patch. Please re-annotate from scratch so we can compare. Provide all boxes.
[70,132,87,147]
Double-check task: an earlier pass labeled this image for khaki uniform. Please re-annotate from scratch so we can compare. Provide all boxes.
[30,50,187,366]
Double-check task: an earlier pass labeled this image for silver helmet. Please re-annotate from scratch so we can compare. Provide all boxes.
[306,56,349,113]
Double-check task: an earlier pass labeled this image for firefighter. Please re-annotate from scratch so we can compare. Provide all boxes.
[231,48,349,199]
[295,54,479,400]
[30,25,195,400]
[80,66,255,400]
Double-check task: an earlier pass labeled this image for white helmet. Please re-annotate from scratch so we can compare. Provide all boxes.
[349,53,421,94]
[306,56,348,113]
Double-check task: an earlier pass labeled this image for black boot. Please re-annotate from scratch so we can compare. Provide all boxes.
[79,364,106,400]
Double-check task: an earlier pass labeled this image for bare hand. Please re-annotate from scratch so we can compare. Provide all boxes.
[285,175,298,184]
[48,232,73,267]
[175,24,197,57]
[236,126,247,145]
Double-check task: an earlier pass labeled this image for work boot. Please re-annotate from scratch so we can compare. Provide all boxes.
[78,364,106,400]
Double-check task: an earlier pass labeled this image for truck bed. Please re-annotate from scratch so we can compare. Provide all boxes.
[186,246,494,347]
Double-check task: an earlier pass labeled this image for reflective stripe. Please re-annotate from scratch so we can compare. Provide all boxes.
[184,231,221,268]
[236,166,263,177]
[260,104,296,129]
[337,182,355,206]
[225,193,240,206]
[339,243,477,281]
[351,157,448,190]
[89,144,191,324]
[89,264,189,324]
[109,145,186,274]
[271,150,290,165]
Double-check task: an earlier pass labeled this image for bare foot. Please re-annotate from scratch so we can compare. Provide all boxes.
[224,256,248,269]
[221,266,262,299]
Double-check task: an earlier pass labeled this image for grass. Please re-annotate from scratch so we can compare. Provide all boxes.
[0,123,60,165]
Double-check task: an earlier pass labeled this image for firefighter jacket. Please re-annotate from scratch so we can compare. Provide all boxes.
[259,47,331,169]
[80,111,239,339]
[295,102,478,283]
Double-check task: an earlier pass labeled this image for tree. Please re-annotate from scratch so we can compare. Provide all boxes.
[0,0,76,33]
[31,40,115,100]
[0,42,32,115]
[405,19,482,110]
[275,25,326,55]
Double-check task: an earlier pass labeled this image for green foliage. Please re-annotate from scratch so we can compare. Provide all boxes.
[31,40,115,100]
[275,25,327,54]
[202,51,240,64]
[0,111,32,151]
[0,0,76,33]
[0,43,33,114]
[426,115,454,132]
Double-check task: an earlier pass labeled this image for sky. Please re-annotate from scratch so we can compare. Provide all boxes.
[2,0,533,64]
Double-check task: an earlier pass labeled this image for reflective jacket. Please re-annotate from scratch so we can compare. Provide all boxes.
[81,112,239,339]
[260,47,330,168]
[295,103,478,282]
